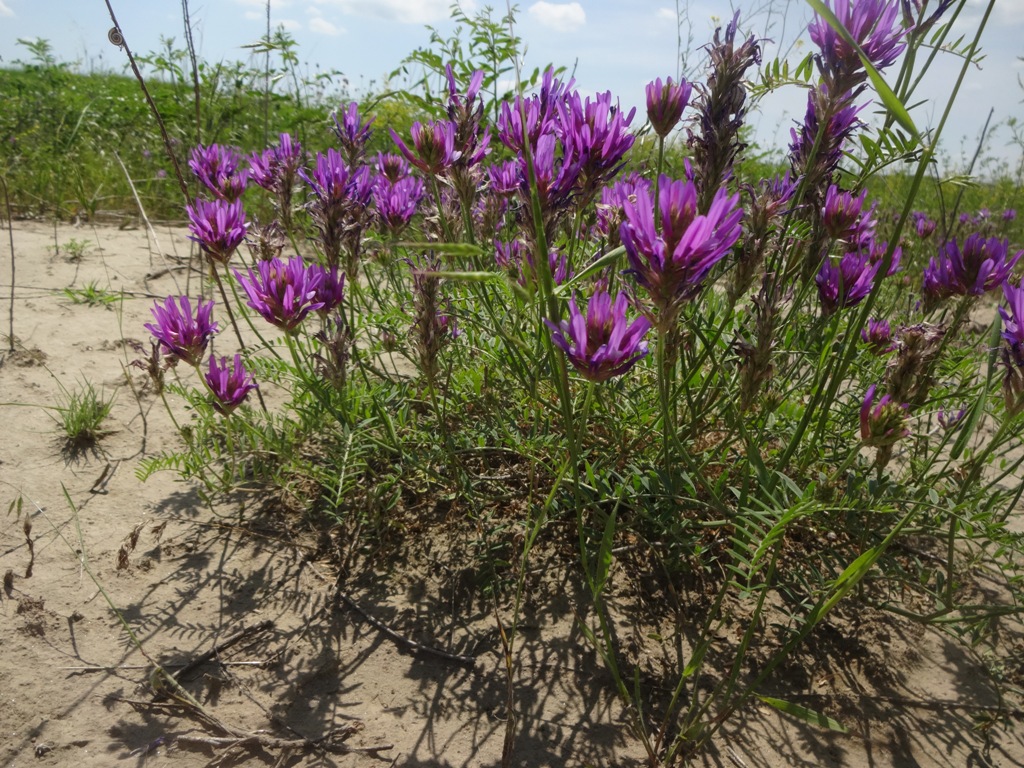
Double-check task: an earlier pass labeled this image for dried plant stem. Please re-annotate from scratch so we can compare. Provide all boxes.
[103,0,192,208]
[210,266,269,413]
[334,585,475,667]
[112,151,180,293]
[1,175,13,353]
[180,0,202,146]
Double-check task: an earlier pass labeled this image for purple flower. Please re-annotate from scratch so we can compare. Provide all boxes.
[527,132,584,213]
[488,160,522,196]
[332,101,374,163]
[789,85,864,185]
[912,211,936,239]
[822,185,869,241]
[1003,209,1017,222]
[248,133,304,193]
[234,256,326,331]
[373,175,424,235]
[815,251,881,314]
[496,68,573,153]
[808,0,907,76]
[299,148,354,205]
[1001,279,1024,413]
[559,90,636,193]
[205,354,257,415]
[390,120,461,176]
[189,144,248,202]
[646,76,692,138]
[314,264,346,316]
[937,406,967,432]
[445,63,485,112]
[922,234,1022,304]
[186,198,247,263]
[861,318,895,354]
[864,237,901,276]
[545,290,652,382]
[596,173,652,240]
[1000,279,1024,368]
[144,295,218,366]
[375,152,411,183]
[860,384,910,447]
[620,175,743,324]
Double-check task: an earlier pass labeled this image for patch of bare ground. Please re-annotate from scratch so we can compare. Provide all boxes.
[1,220,1023,767]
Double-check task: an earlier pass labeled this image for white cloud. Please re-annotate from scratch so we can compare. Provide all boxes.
[656,7,676,23]
[527,2,585,33]
[310,0,455,24]
[309,16,342,35]
[0,1,13,17]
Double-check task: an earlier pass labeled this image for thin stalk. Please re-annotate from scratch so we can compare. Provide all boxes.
[210,264,269,413]
[1,175,14,353]
[103,1,192,208]
[180,0,202,147]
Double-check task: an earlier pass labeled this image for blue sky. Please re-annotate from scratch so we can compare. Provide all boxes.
[2,1,1024,170]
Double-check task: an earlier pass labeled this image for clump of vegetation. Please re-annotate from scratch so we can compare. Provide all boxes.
[55,378,115,449]
[62,281,119,308]
[7,0,1024,764]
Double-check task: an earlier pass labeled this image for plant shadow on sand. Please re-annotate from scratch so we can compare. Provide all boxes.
[97,487,640,767]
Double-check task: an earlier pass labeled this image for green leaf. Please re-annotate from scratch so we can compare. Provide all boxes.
[395,241,485,258]
[758,696,848,733]
[554,245,626,295]
[418,270,499,283]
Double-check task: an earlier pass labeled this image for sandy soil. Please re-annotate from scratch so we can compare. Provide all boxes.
[2,220,1024,767]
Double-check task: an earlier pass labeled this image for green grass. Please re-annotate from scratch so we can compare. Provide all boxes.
[63,281,120,308]
[55,378,115,448]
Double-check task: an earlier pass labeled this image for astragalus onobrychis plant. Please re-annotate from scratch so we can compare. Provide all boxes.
[136,0,1024,763]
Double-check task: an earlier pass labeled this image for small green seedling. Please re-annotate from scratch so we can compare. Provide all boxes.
[63,281,119,308]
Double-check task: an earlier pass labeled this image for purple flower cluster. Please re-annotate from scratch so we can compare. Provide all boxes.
[1001,279,1024,413]
[373,175,424,236]
[860,318,894,354]
[912,211,936,239]
[298,148,375,266]
[620,175,742,327]
[922,234,1022,307]
[187,198,247,263]
[815,251,881,314]
[809,0,907,80]
[688,11,762,199]
[146,296,218,367]
[545,289,651,382]
[205,354,258,415]
[860,383,910,448]
[249,133,303,193]
[145,295,257,414]
[332,101,375,166]
[189,144,248,202]
[234,256,341,331]
[391,120,461,176]
[646,77,691,139]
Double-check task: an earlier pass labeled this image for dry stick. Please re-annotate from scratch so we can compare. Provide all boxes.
[264,0,271,147]
[170,620,275,683]
[1,175,13,353]
[180,0,202,147]
[211,266,270,413]
[113,151,180,294]
[334,585,476,667]
[102,11,191,209]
